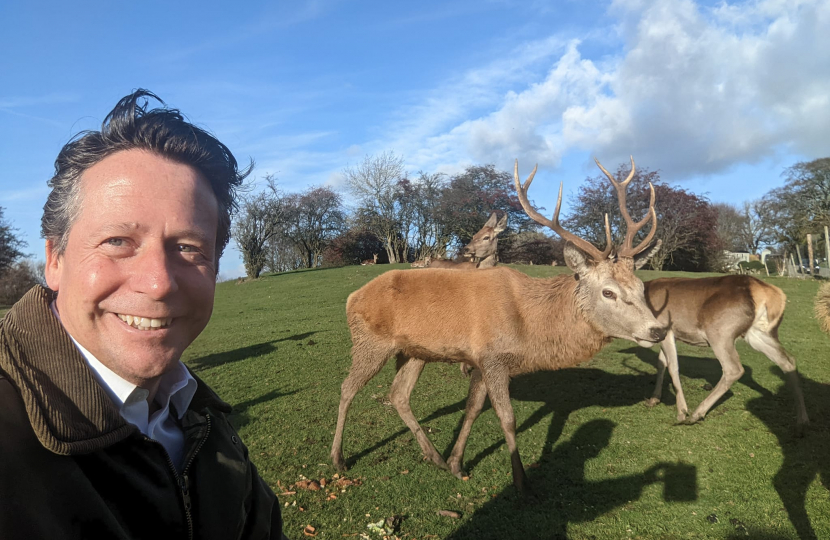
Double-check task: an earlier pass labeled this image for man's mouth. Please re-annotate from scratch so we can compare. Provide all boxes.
[117,314,173,330]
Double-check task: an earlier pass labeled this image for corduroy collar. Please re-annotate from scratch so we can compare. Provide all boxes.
[0,286,230,455]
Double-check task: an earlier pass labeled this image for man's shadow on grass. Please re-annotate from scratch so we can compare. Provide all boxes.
[743,366,830,540]
[188,331,316,372]
[446,419,697,540]
[621,346,830,540]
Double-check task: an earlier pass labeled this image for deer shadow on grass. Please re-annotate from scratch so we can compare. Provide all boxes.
[458,367,660,473]
[446,419,698,540]
[188,331,317,372]
[744,367,830,540]
[229,386,300,430]
[618,345,760,413]
[345,366,659,475]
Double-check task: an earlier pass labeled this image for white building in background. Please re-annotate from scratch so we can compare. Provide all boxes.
[723,251,751,268]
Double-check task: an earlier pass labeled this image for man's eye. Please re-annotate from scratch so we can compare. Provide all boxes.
[178,245,196,253]
[106,238,124,247]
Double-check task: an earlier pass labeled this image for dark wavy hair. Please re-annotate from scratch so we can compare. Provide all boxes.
[41,89,251,272]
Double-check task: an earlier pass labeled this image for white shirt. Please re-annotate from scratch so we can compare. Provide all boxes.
[51,303,198,471]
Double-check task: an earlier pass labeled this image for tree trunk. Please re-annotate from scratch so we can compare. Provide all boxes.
[825,226,830,270]
[807,233,815,275]
[796,245,805,275]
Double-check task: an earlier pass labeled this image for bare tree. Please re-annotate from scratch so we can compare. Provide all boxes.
[405,172,452,260]
[713,202,746,252]
[282,186,346,268]
[0,207,26,276]
[738,199,774,254]
[343,152,407,263]
[232,176,285,278]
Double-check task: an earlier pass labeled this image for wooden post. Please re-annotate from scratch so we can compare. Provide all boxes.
[789,253,798,277]
[825,226,830,270]
[796,245,805,274]
[764,260,770,277]
[807,233,815,275]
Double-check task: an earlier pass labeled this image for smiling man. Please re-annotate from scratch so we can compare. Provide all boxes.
[0,90,288,539]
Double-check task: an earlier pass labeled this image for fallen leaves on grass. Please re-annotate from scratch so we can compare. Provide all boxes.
[436,510,461,519]
[303,525,318,537]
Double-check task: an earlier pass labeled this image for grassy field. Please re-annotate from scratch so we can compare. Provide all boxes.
[183,264,830,540]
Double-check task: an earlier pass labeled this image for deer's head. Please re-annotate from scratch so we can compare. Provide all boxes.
[460,212,507,261]
[515,158,667,347]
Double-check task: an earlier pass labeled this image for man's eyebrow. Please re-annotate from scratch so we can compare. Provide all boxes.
[95,223,214,245]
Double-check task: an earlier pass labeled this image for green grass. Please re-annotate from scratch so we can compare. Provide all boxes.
[183,265,830,540]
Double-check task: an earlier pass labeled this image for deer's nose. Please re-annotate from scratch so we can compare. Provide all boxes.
[649,326,668,342]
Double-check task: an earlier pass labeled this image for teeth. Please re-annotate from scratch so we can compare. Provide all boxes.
[117,314,172,330]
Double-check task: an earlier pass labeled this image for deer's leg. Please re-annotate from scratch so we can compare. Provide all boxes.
[389,356,449,470]
[480,364,530,495]
[646,347,667,407]
[744,328,809,428]
[447,368,487,479]
[660,331,689,422]
[331,342,394,471]
[687,336,743,424]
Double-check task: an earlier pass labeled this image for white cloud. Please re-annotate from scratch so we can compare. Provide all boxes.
[384,0,830,180]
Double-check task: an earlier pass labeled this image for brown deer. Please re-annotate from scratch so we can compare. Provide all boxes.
[410,256,431,268]
[331,157,668,495]
[361,253,378,266]
[426,212,508,269]
[643,274,809,430]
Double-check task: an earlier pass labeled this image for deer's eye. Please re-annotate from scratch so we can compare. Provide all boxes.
[602,289,617,300]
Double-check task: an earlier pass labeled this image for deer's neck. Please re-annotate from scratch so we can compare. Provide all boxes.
[516,275,610,373]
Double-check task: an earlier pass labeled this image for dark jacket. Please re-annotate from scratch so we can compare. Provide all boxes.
[0,286,288,540]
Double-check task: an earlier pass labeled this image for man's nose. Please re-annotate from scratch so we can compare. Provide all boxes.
[132,246,179,298]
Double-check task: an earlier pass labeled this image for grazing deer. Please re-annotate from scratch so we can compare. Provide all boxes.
[332,157,668,495]
[425,212,507,269]
[361,253,378,266]
[644,274,809,429]
[410,256,431,268]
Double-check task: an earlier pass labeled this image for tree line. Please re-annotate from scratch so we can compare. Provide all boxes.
[231,153,830,278]
[1,155,828,296]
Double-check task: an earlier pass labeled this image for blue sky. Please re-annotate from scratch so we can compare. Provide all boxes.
[2,0,828,278]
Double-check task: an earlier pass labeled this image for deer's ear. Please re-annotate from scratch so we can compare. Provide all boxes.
[564,243,592,275]
[633,239,662,270]
[494,214,508,234]
[484,212,498,228]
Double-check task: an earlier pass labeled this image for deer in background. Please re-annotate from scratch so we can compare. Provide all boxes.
[332,157,668,495]
[361,253,378,266]
[643,274,809,430]
[425,212,508,269]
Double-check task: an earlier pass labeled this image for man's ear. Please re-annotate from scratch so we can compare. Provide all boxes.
[44,239,63,291]
[564,243,592,276]
[634,239,662,270]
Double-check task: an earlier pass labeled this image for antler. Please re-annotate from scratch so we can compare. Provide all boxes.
[594,156,657,258]
[514,160,612,261]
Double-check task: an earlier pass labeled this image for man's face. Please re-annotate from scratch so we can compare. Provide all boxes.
[45,149,219,387]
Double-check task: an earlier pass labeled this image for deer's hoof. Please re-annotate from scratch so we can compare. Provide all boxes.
[332,455,348,472]
[645,397,661,408]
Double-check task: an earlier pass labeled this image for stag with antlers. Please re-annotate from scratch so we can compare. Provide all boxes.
[331,157,668,495]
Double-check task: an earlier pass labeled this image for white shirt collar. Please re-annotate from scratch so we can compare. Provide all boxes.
[49,301,197,419]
